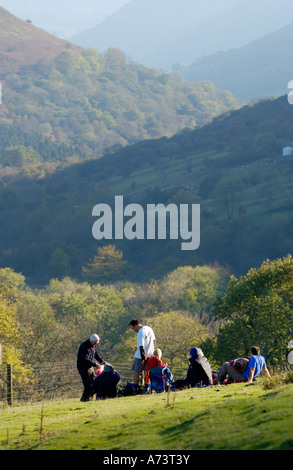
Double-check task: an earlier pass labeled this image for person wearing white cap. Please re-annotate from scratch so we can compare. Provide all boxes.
[77,333,107,402]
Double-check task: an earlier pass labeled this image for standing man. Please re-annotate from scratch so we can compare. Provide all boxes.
[77,333,107,402]
[129,319,156,387]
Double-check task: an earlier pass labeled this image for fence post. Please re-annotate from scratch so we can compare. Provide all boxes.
[7,364,13,406]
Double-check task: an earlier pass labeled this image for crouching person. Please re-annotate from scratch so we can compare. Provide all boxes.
[91,364,121,400]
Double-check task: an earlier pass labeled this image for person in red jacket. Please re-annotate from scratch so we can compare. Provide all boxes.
[145,349,166,385]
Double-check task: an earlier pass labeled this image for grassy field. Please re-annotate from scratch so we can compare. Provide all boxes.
[1,381,292,451]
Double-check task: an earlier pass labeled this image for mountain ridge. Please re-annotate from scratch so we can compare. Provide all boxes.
[180,20,293,101]
[70,0,293,70]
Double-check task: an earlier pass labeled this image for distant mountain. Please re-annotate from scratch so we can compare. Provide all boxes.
[70,0,243,68]
[180,21,293,102]
[0,0,130,38]
[0,7,242,159]
[70,0,293,70]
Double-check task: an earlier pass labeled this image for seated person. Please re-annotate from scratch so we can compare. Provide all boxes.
[91,364,121,400]
[215,346,271,384]
[215,358,248,384]
[145,349,166,385]
[175,347,213,389]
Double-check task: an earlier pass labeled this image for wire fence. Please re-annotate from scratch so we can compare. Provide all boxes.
[0,362,186,406]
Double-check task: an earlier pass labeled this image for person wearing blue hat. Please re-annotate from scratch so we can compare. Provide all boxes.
[175,347,213,389]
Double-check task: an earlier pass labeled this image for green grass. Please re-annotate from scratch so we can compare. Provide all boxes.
[1,382,293,450]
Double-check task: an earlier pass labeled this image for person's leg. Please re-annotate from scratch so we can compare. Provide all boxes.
[133,371,140,385]
[79,368,94,401]
[132,358,143,386]
[215,362,229,384]
[226,365,246,383]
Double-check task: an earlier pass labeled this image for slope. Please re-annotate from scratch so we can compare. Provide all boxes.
[181,21,293,102]
[1,383,293,450]
[1,95,293,283]
[0,6,81,75]
[0,7,242,158]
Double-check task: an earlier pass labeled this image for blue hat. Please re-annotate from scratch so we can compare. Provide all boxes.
[189,347,199,358]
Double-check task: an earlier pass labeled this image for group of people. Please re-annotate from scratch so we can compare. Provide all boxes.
[77,320,271,402]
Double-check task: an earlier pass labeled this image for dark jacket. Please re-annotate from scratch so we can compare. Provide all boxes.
[91,371,121,399]
[77,339,104,371]
[186,355,213,386]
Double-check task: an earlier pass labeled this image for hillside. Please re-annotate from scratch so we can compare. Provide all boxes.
[1,95,293,283]
[1,383,293,450]
[70,0,293,70]
[0,7,80,74]
[0,7,242,158]
[180,21,293,102]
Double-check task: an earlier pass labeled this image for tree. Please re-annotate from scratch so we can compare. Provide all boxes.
[82,245,127,282]
[1,146,41,167]
[15,292,70,364]
[213,256,293,365]
[158,264,229,315]
[0,282,33,384]
[48,248,71,277]
[213,176,245,219]
[145,311,212,367]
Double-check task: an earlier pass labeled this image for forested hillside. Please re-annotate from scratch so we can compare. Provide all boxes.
[0,7,241,159]
[1,95,293,283]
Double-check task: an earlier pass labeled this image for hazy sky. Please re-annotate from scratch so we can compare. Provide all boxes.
[0,0,131,38]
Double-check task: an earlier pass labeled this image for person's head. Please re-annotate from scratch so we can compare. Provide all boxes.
[103,364,114,373]
[90,334,100,346]
[153,349,162,360]
[189,347,204,359]
[129,319,142,333]
[251,346,260,356]
[233,361,243,371]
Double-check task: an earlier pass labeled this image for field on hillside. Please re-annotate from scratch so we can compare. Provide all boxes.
[1,382,293,451]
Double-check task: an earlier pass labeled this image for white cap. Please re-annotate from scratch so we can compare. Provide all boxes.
[90,334,100,342]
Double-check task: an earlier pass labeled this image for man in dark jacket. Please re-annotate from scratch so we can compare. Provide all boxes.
[91,364,121,400]
[77,334,106,402]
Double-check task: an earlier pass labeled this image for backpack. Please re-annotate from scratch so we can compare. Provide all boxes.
[149,366,176,393]
[122,382,142,396]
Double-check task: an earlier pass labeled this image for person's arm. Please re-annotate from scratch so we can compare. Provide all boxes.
[263,366,271,379]
[247,367,255,382]
[139,346,146,361]
[94,349,106,365]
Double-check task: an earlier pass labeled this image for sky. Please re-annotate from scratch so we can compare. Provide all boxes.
[0,0,131,38]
